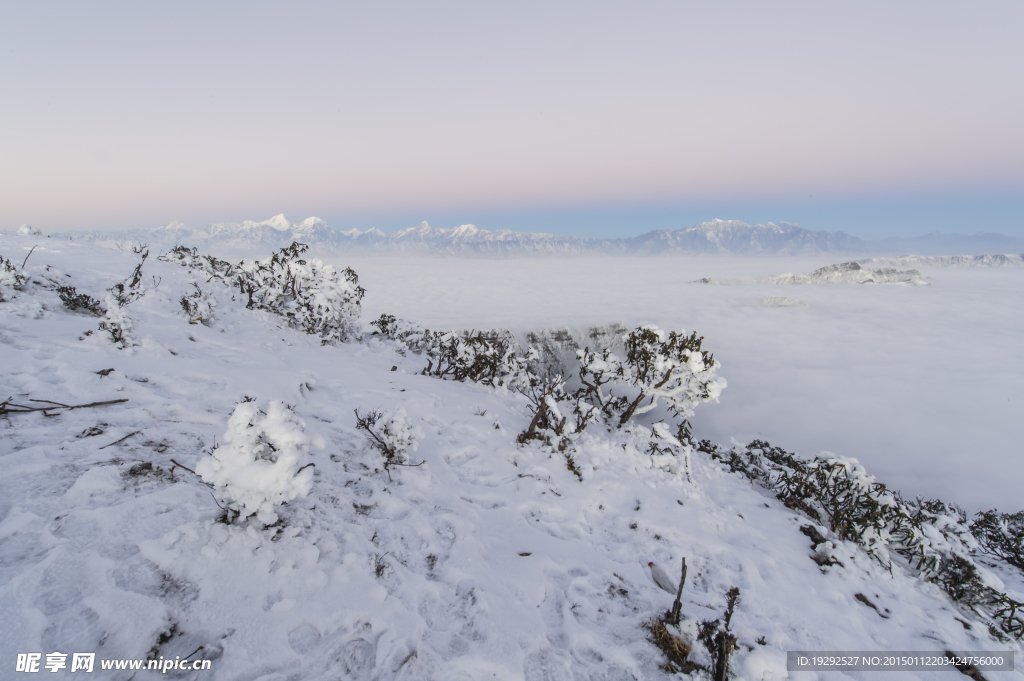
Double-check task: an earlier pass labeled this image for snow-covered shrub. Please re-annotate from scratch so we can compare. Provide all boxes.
[971,511,1024,572]
[109,249,148,308]
[578,326,724,429]
[515,370,601,481]
[160,246,229,325]
[931,554,988,604]
[98,293,135,346]
[370,313,436,355]
[718,439,906,551]
[179,283,215,324]
[891,498,976,578]
[55,285,104,315]
[0,255,28,301]
[88,250,150,347]
[160,243,365,342]
[423,331,534,389]
[696,586,740,681]
[354,408,422,473]
[707,438,1024,639]
[644,619,698,675]
[575,346,629,421]
[408,324,722,480]
[158,245,235,279]
[233,242,365,343]
[196,400,314,525]
[646,422,693,481]
[516,370,572,446]
[370,313,397,336]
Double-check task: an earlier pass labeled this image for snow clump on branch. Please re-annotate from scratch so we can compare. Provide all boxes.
[196,400,315,525]
[582,325,724,428]
[354,407,423,471]
[0,255,28,301]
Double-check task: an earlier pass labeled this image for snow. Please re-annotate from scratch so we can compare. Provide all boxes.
[46,216,1024,258]
[195,400,315,525]
[755,262,928,286]
[261,214,292,231]
[341,255,1022,513]
[862,254,1024,268]
[2,232,1021,680]
[755,297,806,307]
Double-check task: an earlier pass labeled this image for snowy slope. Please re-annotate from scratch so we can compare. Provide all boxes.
[2,233,1022,680]
[341,255,1023,513]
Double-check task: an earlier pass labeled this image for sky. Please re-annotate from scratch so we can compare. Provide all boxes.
[2,1,1022,238]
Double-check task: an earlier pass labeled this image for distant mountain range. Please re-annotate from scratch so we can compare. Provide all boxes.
[47,215,1024,258]
[861,253,1024,268]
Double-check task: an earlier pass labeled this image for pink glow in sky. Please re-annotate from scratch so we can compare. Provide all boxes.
[2,1,1022,234]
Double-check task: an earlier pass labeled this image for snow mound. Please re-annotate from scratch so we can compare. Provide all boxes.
[17,224,41,235]
[196,400,315,525]
[758,261,928,285]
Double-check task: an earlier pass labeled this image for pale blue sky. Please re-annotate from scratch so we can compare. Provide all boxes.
[2,1,1022,237]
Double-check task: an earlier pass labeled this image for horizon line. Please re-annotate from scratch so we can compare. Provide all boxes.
[18,214,1024,243]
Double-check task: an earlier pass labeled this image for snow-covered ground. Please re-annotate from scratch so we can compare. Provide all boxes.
[2,233,1021,680]
[342,255,1023,513]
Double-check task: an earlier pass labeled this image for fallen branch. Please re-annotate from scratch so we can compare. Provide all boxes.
[99,430,141,449]
[1,397,129,416]
[29,399,71,408]
[169,459,198,475]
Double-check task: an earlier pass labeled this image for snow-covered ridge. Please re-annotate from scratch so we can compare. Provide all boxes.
[51,216,862,257]
[861,253,1024,268]
[757,261,928,286]
[46,214,1024,258]
[689,261,928,286]
[755,296,807,307]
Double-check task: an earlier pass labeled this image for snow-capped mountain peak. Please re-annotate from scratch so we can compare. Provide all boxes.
[45,216,1024,259]
[262,214,292,231]
[446,224,479,239]
[392,221,434,240]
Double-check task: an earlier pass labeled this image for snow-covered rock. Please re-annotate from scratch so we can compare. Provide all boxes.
[755,296,807,307]
[757,261,928,285]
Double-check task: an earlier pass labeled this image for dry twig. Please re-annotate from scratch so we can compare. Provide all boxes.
[99,430,141,449]
[1,397,129,416]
